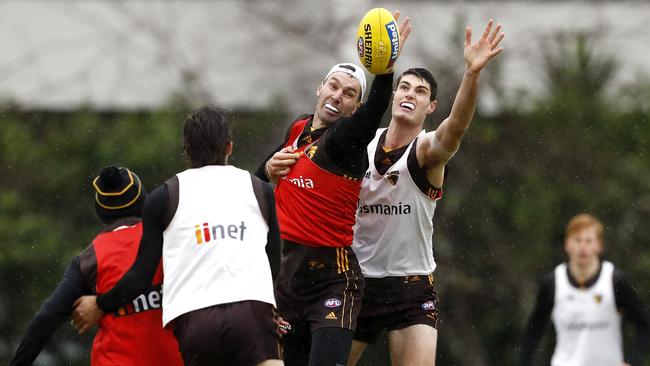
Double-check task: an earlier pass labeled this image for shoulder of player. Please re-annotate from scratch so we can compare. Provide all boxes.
[285,114,313,139]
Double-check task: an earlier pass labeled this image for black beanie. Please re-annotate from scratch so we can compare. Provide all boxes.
[93,166,147,224]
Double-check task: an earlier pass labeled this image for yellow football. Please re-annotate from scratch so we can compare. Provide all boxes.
[356,8,400,75]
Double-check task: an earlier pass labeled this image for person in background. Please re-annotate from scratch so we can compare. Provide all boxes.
[520,213,649,366]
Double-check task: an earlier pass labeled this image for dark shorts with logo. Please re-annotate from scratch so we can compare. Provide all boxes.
[276,240,365,332]
[354,274,439,343]
[173,300,282,366]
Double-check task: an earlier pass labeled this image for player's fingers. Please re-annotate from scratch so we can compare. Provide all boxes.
[465,26,472,47]
[273,150,300,160]
[481,19,493,39]
[392,9,401,22]
[399,18,412,44]
[488,23,501,43]
[279,146,296,154]
[491,32,505,49]
[270,158,298,168]
[398,15,410,35]
[276,168,291,176]
[78,323,92,335]
[488,47,504,59]
[272,152,300,161]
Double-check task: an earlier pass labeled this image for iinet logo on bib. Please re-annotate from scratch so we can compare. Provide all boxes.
[194,221,247,244]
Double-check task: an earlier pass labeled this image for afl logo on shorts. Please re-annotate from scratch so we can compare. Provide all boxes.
[324,298,342,308]
[421,301,436,311]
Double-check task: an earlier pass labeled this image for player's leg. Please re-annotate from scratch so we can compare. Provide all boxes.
[275,241,312,366]
[303,246,364,366]
[385,274,439,366]
[347,340,369,366]
[283,322,312,366]
[309,327,354,366]
[387,324,438,366]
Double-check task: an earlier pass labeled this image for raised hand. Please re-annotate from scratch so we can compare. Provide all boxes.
[392,10,412,58]
[464,19,504,73]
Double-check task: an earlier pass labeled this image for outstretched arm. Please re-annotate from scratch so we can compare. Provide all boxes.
[324,11,412,175]
[417,20,504,187]
[11,257,87,366]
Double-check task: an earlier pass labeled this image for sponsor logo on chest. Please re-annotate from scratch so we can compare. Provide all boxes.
[194,221,247,245]
[357,201,412,215]
[282,175,315,189]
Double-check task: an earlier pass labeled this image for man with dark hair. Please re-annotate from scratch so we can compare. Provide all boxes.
[72,106,284,366]
[11,166,183,366]
[254,11,412,366]
[520,214,649,366]
[346,20,505,366]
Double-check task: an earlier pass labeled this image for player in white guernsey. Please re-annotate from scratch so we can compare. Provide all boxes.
[71,107,285,366]
[520,214,649,366]
[348,20,505,366]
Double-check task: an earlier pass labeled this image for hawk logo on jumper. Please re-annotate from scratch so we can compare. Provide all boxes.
[426,186,442,200]
[594,294,603,304]
[325,312,338,320]
[194,221,247,244]
[308,260,326,270]
[386,171,399,185]
[306,145,318,159]
[421,301,436,311]
[115,285,162,317]
[324,298,342,308]
[283,175,315,189]
[385,21,399,70]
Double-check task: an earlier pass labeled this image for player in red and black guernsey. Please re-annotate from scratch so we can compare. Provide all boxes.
[520,214,649,366]
[72,107,284,366]
[348,20,505,366]
[254,11,413,366]
[11,166,182,366]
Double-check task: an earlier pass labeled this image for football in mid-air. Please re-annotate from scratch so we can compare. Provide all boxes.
[356,8,400,75]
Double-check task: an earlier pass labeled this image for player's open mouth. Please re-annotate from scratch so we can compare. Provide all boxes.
[400,102,415,111]
[324,103,340,114]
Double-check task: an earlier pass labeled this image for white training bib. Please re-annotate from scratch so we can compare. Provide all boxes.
[161,165,275,326]
[551,261,623,366]
[353,128,438,278]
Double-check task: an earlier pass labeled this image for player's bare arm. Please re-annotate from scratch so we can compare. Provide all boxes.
[417,19,504,187]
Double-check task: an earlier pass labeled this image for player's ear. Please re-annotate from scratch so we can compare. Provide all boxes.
[426,100,437,115]
[352,102,361,114]
[316,83,324,97]
[225,141,233,157]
